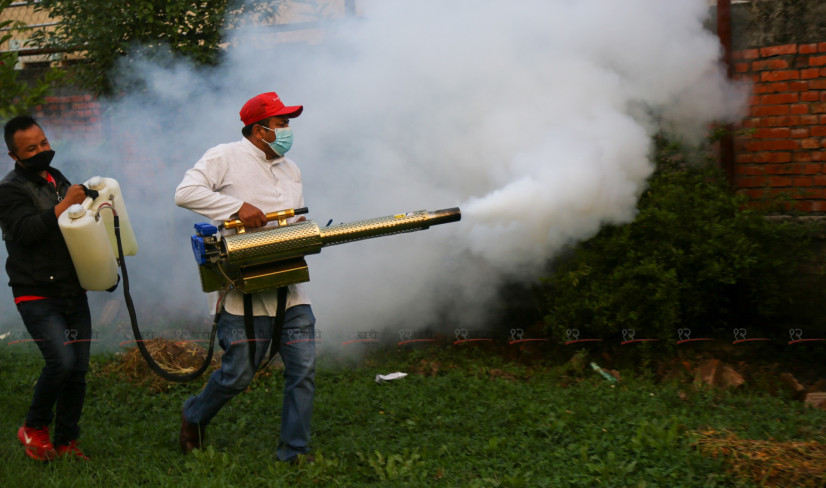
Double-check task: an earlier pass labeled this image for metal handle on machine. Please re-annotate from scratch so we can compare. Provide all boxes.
[223,206,309,232]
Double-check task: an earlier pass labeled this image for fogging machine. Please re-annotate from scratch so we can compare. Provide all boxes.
[190,207,462,293]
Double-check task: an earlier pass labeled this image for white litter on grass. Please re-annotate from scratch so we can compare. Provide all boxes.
[375,372,408,384]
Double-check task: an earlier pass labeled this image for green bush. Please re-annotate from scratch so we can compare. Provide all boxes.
[542,136,823,342]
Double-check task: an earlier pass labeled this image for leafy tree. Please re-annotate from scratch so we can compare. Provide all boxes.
[28,0,266,95]
[0,0,63,119]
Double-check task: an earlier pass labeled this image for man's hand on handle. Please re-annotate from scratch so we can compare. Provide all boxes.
[237,202,268,229]
[54,185,89,218]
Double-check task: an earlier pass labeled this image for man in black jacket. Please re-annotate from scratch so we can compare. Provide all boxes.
[0,115,91,461]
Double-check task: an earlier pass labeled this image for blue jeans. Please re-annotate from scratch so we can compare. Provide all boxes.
[17,294,91,446]
[183,305,316,461]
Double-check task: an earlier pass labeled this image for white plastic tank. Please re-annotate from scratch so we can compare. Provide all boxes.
[58,204,119,291]
[83,176,138,256]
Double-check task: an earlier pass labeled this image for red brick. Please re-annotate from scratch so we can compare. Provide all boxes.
[752,105,790,116]
[767,152,792,163]
[801,138,821,149]
[763,140,799,151]
[791,104,810,115]
[815,175,826,185]
[813,126,826,137]
[802,68,821,79]
[768,176,793,187]
[741,118,760,128]
[811,55,826,67]
[735,165,766,176]
[821,68,826,77]
[813,152,826,161]
[735,62,750,73]
[794,201,813,212]
[745,141,763,151]
[802,91,821,102]
[809,201,826,212]
[791,128,811,138]
[790,81,809,91]
[793,176,814,186]
[820,42,826,52]
[738,188,769,199]
[754,58,790,70]
[761,44,798,57]
[803,163,823,173]
[762,93,800,104]
[801,115,819,124]
[800,43,819,54]
[749,95,761,106]
[741,48,760,59]
[754,128,792,138]
[812,103,826,113]
[810,79,826,90]
[798,152,816,163]
[762,70,800,82]
[755,82,788,94]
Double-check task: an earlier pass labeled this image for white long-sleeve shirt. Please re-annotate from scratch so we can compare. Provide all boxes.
[175,137,311,316]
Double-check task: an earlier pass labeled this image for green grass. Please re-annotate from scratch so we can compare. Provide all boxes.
[1,343,824,487]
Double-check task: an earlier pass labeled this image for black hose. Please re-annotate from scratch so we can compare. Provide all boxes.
[113,212,218,382]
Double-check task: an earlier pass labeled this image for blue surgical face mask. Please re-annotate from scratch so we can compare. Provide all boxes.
[260,126,293,156]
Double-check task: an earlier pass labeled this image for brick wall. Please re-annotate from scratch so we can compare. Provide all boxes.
[32,93,103,143]
[733,42,826,213]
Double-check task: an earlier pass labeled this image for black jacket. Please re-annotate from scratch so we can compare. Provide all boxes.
[0,164,84,297]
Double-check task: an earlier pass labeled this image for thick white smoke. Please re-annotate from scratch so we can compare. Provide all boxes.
[0,0,747,349]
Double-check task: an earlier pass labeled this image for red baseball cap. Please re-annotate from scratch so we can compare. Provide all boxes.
[239,92,303,125]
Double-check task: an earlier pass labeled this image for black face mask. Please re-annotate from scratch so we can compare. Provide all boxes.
[16,150,55,173]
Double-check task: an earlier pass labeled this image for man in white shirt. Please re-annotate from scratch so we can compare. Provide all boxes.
[175,92,316,463]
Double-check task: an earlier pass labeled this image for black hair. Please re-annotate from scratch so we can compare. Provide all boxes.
[241,117,274,137]
[4,114,39,154]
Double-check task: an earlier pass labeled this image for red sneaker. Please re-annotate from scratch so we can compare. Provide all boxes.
[17,425,57,461]
[56,440,90,460]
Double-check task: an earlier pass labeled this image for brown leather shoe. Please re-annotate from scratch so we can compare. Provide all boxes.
[179,411,205,454]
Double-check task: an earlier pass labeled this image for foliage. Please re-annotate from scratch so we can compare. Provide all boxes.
[1,344,824,486]
[542,135,823,343]
[27,0,340,96]
[29,0,233,95]
[0,0,63,119]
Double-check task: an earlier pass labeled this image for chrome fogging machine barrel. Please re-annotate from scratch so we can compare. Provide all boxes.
[190,207,461,293]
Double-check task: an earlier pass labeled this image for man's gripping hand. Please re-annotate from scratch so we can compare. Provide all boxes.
[236,202,267,229]
[54,184,89,218]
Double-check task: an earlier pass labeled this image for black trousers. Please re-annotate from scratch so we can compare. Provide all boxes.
[17,293,91,446]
